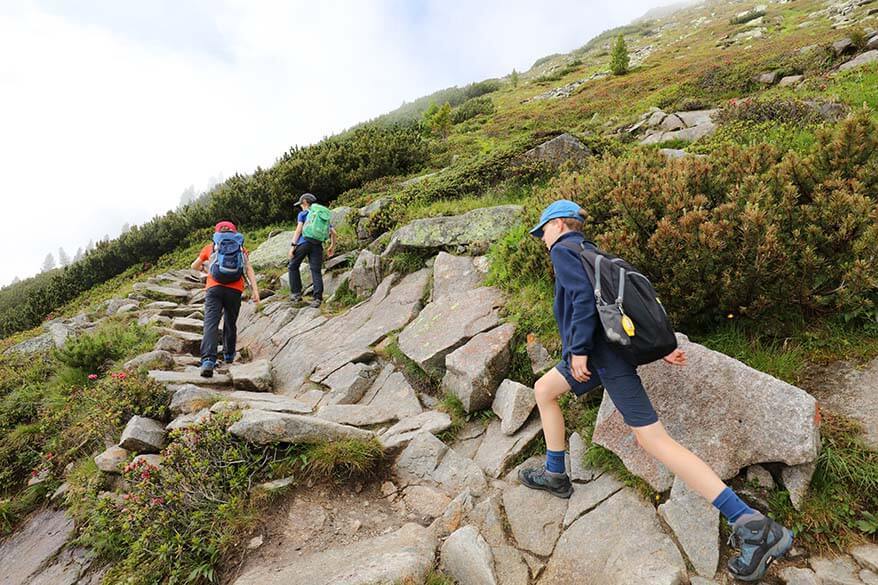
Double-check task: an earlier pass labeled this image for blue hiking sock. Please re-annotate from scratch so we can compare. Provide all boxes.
[545,449,566,474]
[712,486,756,524]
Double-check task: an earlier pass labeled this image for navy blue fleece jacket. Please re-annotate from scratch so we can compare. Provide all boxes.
[550,231,597,359]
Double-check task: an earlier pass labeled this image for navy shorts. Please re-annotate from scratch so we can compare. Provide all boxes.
[555,336,658,428]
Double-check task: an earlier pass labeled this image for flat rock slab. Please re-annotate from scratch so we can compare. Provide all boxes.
[540,488,687,585]
[387,205,523,253]
[234,523,437,585]
[123,350,175,371]
[133,283,190,303]
[248,231,295,269]
[0,508,74,585]
[563,472,623,529]
[379,410,452,450]
[119,415,166,453]
[840,50,878,71]
[320,362,380,406]
[432,252,488,301]
[398,286,503,374]
[521,133,592,168]
[149,369,231,387]
[272,271,429,395]
[852,544,878,573]
[503,483,568,556]
[808,356,878,449]
[157,328,202,354]
[394,432,487,497]
[317,368,422,427]
[442,323,515,413]
[473,417,543,478]
[593,333,820,491]
[811,555,863,585]
[567,432,599,483]
[657,477,719,577]
[229,359,273,392]
[171,317,203,333]
[229,410,373,444]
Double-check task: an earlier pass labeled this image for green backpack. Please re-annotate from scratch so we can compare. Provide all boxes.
[302,204,332,242]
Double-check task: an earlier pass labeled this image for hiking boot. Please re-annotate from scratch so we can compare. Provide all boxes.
[200,360,215,378]
[518,466,574,499]
[308,299,322,309]
[290,293,303,304]
[727,512,793,582]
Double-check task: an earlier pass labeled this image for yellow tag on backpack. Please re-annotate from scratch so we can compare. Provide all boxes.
[621,314,636,337]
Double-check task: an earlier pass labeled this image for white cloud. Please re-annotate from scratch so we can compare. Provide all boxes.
[0,0,661,286]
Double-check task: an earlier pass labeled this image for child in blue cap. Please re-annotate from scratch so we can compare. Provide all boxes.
[521,199,793,582]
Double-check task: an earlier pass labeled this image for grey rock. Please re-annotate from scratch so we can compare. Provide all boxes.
[492,544,530,585]
[646,110,667,127]
[862,569,878,585]
[46,321,73,348]
[5,332,55,354]
[394,432,488,496]
[852,544,878,572]
[157,328,203,354]
[525,336,554,375]
[492,379,536,436]
[171,317,203,333]
[318,369,422,426]
[388,205,523,254]
[833,37,854,55]
[811,555,862,585]
[399,285,503,375]
[105,297,136,315]
[474,417,543,478]
[429,489,475,540]
[380,410,453,450]
[503,483,568,555]
[567,432,599,482]
[563,472,624,529]
[689,578,719,585]
[675,109,718,127]
[520,133,592,168]
[779,74,805,87]
[229,409,373,444]
[119,415,166,453]
[660,113,686,130]
[443,324,515,413]
[808,355,878,449]
[360,196,390,217]
[840,50,878,71]
[249,231,295,269]
[641,121,718,145]
[229,359,273,392]
[0,508,74,585]
[272,270,429,396]
[756,71,779,85]
[154,336,184,356]
[441,525,498,585]
[149,368,231,387]
[747,464,776,489]
[170,384,223,414]
[869,34,878,50]
[321,362,380,405]
[432,252,487,301]
[330,206,354,228]
[779,567,821,585]
[166,408,212,431]
[94,446,129,473]
[540,489,686,585]
[657,476,719,577]
[349,249,382,297]
[132,283,190,303]
[659,148,690,159]
[467,494,507,546]
[404,485,451,520]
[593,333,820,491]
[123,350,175,371]
[132,454,163,468]
[145,301,178,310]
[233,523,437,585]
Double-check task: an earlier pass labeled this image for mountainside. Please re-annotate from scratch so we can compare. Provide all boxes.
[2,1,878,584]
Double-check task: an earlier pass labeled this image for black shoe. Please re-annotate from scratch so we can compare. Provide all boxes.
[290,293,303,304]
[200,360,215,378]
[518,466,574,499]
[308,299,322,309]
[727,513,794,582]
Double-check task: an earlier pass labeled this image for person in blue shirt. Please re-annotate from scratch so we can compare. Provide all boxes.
[519,200,793,582]
[287,193,337,308]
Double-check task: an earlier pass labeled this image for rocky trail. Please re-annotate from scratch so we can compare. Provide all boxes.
[3,143,878,583]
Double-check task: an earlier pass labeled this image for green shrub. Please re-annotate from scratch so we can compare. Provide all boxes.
[610,35,629,76]
[55,321,158,374]
[715,97,823,126]
[451,96,496,124]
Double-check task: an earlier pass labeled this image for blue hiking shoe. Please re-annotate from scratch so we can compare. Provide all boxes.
[518,466,574,499]
[223,353,235,365]
[727,512,793,581]
[200,360,215,378]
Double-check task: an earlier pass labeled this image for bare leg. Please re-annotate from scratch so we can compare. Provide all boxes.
[534,368,572,452]
[632,421,726,501]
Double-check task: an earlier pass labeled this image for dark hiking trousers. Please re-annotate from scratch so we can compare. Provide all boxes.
[200,285,242,364]
[288,237,325,300]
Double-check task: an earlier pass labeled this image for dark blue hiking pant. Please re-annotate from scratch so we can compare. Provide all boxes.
[288,238,325,300]
[200,285,242,364]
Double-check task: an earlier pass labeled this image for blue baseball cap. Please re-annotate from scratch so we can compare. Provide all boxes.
[529,200,583,238]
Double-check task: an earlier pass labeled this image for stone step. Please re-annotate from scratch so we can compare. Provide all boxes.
[169,383,311,416]
[149,368,231,387]
[171,317,204,333]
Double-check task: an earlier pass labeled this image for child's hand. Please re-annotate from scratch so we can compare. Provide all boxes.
[570,354,591,382]
[663,349,686,366]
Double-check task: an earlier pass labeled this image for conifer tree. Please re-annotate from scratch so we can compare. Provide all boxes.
[610,34,629,75]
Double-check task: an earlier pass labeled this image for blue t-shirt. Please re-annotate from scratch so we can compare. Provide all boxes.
[296,210,332,244]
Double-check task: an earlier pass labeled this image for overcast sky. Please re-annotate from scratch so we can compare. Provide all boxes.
[0,0,664,286]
